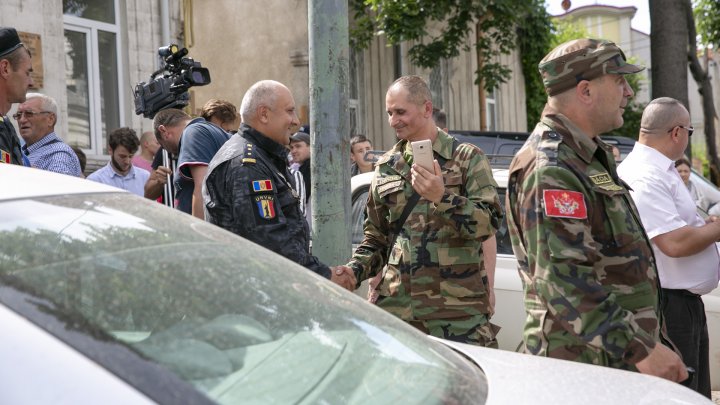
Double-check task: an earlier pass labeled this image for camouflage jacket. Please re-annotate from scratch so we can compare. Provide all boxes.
[202,124,331,279]
[348,129,501,321]
[506,112,660,368]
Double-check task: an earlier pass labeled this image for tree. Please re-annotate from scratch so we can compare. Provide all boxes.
[688,0,720,183]
[350,0,551,127]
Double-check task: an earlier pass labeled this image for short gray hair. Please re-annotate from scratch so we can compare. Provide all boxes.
[25,92,58,115]
[240,80,282,122]
[640,97,687,136]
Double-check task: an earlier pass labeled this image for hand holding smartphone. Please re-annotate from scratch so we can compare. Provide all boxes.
[410,140,435,174]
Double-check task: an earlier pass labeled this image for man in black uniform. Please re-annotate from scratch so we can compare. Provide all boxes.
[0,27,34,165]
[202,80,355,290]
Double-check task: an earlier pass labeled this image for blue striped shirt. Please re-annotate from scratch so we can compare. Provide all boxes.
[22,132,82,177]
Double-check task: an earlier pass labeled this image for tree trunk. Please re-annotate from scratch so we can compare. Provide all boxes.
[650,0,690,154]
[685,0,720,184]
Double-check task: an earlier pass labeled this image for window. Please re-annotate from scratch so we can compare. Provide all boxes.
[63,0,123,155]
[429,61,447,110]
[349,47,364,137]
[485,88,497,131]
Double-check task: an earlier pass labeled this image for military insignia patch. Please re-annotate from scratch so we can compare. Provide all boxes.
[543,189,587,219]
[0,149,10,164]
[252,180,273,192]
[254,195,276,219]
[589,173,623,191]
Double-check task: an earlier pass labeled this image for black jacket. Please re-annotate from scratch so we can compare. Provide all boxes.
[0,116,23,165]
[203,124,330,279]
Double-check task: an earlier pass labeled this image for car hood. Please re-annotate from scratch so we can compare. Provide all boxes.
[434,338,711,404]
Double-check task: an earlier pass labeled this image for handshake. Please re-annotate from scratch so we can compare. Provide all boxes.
[330,265,357,291]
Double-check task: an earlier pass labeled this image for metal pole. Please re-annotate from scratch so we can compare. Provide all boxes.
[308,0,351,265]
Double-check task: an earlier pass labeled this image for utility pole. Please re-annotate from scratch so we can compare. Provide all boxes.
[308,0,351,265]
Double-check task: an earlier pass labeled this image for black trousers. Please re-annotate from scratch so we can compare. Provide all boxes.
[661,288,710,398]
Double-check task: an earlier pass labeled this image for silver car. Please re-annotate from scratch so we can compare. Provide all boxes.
[0,165,709,404]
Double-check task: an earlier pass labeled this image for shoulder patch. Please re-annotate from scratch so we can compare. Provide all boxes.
[242,143,256,164]
[376,174,402,186]
[0,149,10,163]
[589,173,624,191]
[252,180,273,192]
[254,195,276,219]
[543,189,587,219]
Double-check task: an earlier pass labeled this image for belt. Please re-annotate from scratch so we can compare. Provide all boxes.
[661,288,701,298]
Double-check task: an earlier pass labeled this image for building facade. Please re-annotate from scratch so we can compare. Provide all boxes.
[1,0,184,171]
[1,0,528,170]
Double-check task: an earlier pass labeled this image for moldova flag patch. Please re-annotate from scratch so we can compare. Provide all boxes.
[0,149,10,164]
[543,189,587,219]
[252,180,273,192]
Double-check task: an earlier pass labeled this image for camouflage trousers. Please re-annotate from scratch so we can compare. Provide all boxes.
[409,314,500,348]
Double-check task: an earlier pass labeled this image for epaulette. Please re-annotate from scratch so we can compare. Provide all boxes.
[242,143,257,164]
[537,131,561,164]
[376,150,398,166]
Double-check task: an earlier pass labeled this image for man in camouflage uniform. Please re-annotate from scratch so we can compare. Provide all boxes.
[347,75,502,346]
[202,80,356,291]
[506,38,687,381]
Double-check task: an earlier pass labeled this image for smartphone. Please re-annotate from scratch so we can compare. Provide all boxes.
[411,139,435,173]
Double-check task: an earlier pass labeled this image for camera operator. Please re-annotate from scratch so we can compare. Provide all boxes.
[150,108,230,219]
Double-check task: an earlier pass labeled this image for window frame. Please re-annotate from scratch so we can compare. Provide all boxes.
[63,1,125,158]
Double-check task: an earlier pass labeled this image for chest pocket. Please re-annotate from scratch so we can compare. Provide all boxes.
[274,179,300,217]
[593,184,644,247]
[443,171,464,196]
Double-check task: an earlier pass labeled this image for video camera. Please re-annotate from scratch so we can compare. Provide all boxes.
[133,44,211,119]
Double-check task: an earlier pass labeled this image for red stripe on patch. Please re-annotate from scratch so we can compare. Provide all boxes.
[543,189,587,219]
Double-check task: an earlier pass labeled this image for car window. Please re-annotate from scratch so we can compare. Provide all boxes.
[495,188,513,255]
[0,194,487,404]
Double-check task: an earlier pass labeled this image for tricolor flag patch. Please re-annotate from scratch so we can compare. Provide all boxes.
[543,189,587,219]
[0,149,10,164]
[254,195,276,219]
[252,180,273,192]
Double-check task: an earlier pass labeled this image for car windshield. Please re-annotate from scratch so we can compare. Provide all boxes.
[0,194,487,404]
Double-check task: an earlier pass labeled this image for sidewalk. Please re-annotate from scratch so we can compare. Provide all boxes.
[713,391,719,404]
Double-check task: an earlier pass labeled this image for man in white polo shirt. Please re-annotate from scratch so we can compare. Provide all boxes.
[618,97,720,398]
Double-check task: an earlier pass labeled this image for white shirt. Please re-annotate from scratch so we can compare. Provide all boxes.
[618,142,720,294]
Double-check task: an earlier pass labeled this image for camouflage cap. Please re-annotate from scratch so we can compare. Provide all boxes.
[539,38,644,96]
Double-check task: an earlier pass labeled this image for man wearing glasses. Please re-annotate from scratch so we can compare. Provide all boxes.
[618,97,720,398]
[15,93,81,176]
[0,27,34,165]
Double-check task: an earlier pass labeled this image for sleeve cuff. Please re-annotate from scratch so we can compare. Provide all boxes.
[432,191,456,213]
[621,329,657,365]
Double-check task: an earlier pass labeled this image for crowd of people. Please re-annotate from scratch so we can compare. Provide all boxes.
[1,22,717,398]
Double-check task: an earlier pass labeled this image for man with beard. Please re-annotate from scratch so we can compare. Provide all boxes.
[0,27,34,165]
[87,127,149,196]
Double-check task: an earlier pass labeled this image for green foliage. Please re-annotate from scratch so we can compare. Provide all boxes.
[349,0,545,93]
[517,0,554,131]
[694,0,720,46]
[550,19,591,48]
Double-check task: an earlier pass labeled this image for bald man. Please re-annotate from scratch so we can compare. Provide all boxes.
[618,97,720,397]
[202,80,355,291]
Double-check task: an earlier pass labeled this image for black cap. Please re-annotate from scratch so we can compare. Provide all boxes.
[0,27,23,58]
[290,132,310,145]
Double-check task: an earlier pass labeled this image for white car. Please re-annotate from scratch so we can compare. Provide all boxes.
[351,166,720,391]
[0,164,710,404]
